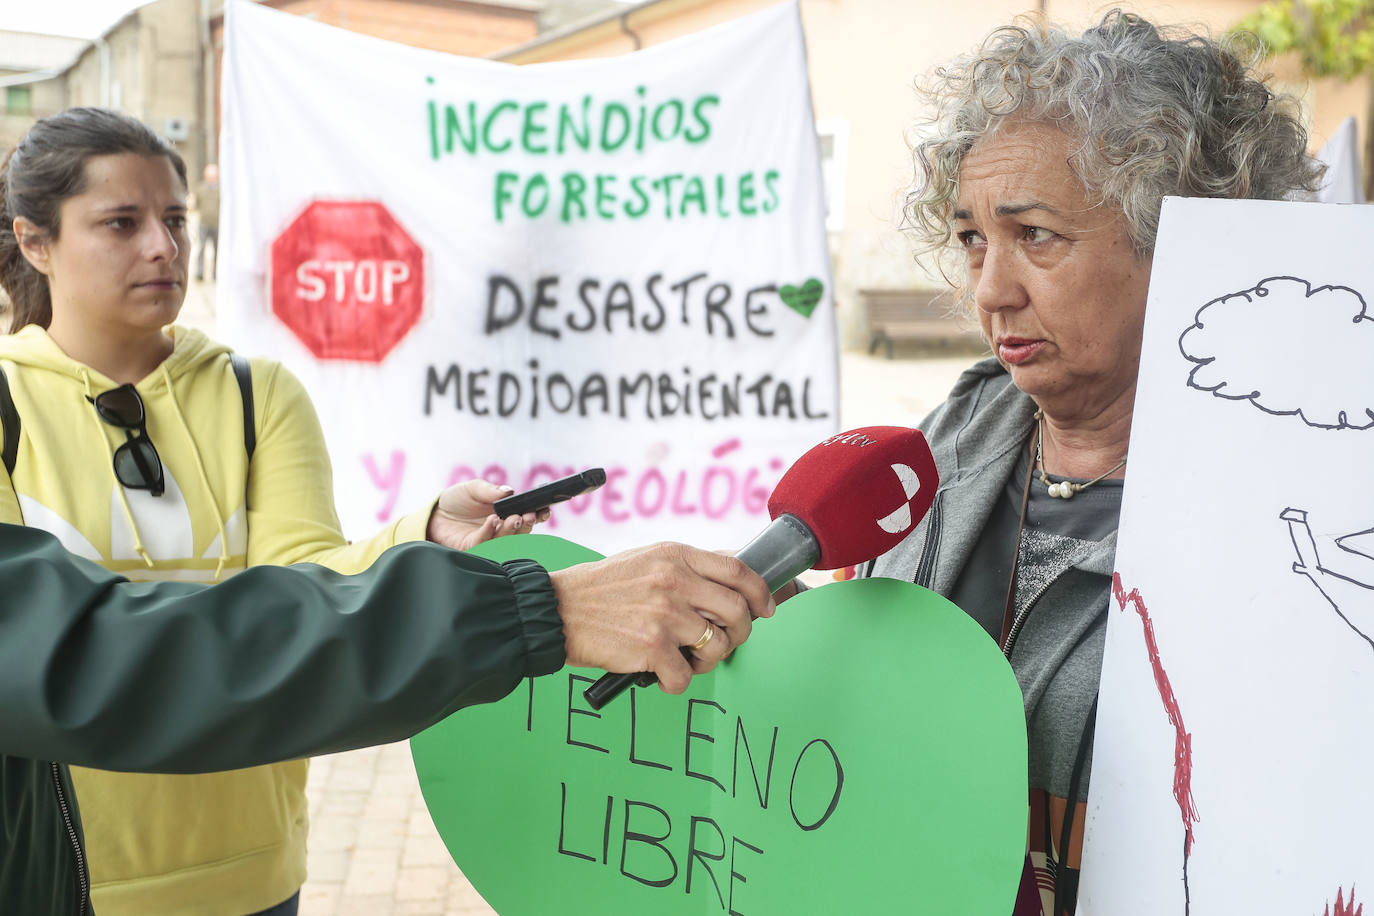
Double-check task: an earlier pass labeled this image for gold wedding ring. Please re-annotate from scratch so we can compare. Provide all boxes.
[691,624,715,651]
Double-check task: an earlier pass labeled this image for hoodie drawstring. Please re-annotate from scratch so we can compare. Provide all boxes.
[81,369,155,569]
[160,363,231,581]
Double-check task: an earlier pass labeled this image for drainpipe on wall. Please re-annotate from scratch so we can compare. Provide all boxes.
[196,0,210,168]
[619,12,642,51]
[93,36,111,107]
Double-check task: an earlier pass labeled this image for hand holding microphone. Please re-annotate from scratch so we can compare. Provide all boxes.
[583,426,939,708]
[551,543,772,695]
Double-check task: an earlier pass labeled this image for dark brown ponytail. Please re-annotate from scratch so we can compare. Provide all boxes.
[0,149,53,331]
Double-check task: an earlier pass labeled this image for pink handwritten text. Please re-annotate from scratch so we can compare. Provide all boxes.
[361,445,788,526]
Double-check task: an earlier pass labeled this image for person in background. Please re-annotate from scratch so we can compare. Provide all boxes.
[0,522,771,915]
[193,161,218,282]
[0,106,550,916]
[865,12,1319,914]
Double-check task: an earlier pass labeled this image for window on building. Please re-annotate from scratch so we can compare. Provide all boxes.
[5,86,33,117]
[815,118,848,232]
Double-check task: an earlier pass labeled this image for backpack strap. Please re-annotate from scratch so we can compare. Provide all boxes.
[0,365,19,479]
[0,357,253,479]
[229,353,255,460]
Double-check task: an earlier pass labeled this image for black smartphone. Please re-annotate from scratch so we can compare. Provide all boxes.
[493,468,607,518]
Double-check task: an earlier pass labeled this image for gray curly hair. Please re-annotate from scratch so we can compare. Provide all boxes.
[906,10,1324,287]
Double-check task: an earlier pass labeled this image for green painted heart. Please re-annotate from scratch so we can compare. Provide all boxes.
[778,278,825,318]
[412,534,1027,915]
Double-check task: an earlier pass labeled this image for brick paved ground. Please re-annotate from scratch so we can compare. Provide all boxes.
[299,743,494,916]
[183,273,979,914]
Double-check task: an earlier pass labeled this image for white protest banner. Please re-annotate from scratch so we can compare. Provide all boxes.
[1316,116,1365,204]
[217,0,837,552]
[1080,197,1374,915]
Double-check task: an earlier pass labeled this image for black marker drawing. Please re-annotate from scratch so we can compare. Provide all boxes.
[1280,507,1374,649]
[1179,276,1374,430]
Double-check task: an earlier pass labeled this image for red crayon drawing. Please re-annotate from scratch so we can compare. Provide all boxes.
[1112,572,1199,910]
[1324,886,1365,916]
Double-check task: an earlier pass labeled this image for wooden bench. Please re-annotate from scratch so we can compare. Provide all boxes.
[861,287,977,358]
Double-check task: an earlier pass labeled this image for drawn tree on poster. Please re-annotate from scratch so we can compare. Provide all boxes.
[1114,560,1372,916]
[1230,0,1374,198]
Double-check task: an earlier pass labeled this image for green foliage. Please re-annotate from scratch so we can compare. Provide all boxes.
[1231,0,1374,78]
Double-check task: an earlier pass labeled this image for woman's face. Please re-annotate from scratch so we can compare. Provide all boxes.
[954,121,1151,422]
[22,152,189,339]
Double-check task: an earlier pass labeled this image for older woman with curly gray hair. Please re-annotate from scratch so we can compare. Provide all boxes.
[863,11,1323,914]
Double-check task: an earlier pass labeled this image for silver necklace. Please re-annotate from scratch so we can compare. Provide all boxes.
[1034,410,1127,499]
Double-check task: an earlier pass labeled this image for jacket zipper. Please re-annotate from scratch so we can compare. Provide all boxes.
[50,762,89,916]
[1001,573,1056,659]
[913,495,943,589]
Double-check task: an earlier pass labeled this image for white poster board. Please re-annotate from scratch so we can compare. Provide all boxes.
[217,0,837,552]
[1081,197,1374,915]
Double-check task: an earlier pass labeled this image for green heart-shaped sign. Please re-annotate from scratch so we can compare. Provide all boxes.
[413,535,1027,914]
[778,278,825,318]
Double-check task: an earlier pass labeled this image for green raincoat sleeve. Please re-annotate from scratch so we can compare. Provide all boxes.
[0,522,565,773]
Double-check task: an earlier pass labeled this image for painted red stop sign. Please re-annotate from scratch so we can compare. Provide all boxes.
[270,200,425,362]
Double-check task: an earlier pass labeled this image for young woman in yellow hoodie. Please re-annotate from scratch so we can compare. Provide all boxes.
[0,108,549,916]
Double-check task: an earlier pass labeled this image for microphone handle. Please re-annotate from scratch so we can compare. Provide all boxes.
[736,514,823,592]
[582,515,820,710]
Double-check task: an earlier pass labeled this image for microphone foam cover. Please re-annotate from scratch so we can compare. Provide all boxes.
[767,426,938,569]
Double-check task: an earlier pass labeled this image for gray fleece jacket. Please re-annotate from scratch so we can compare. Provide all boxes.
[865,357,1115,802]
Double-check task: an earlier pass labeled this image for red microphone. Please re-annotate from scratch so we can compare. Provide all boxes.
[583,426,938,708]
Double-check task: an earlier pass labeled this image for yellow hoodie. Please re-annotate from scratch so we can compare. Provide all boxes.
[0,325,434,916]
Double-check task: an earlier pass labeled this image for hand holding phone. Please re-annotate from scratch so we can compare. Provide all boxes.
[494,468,607,518]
